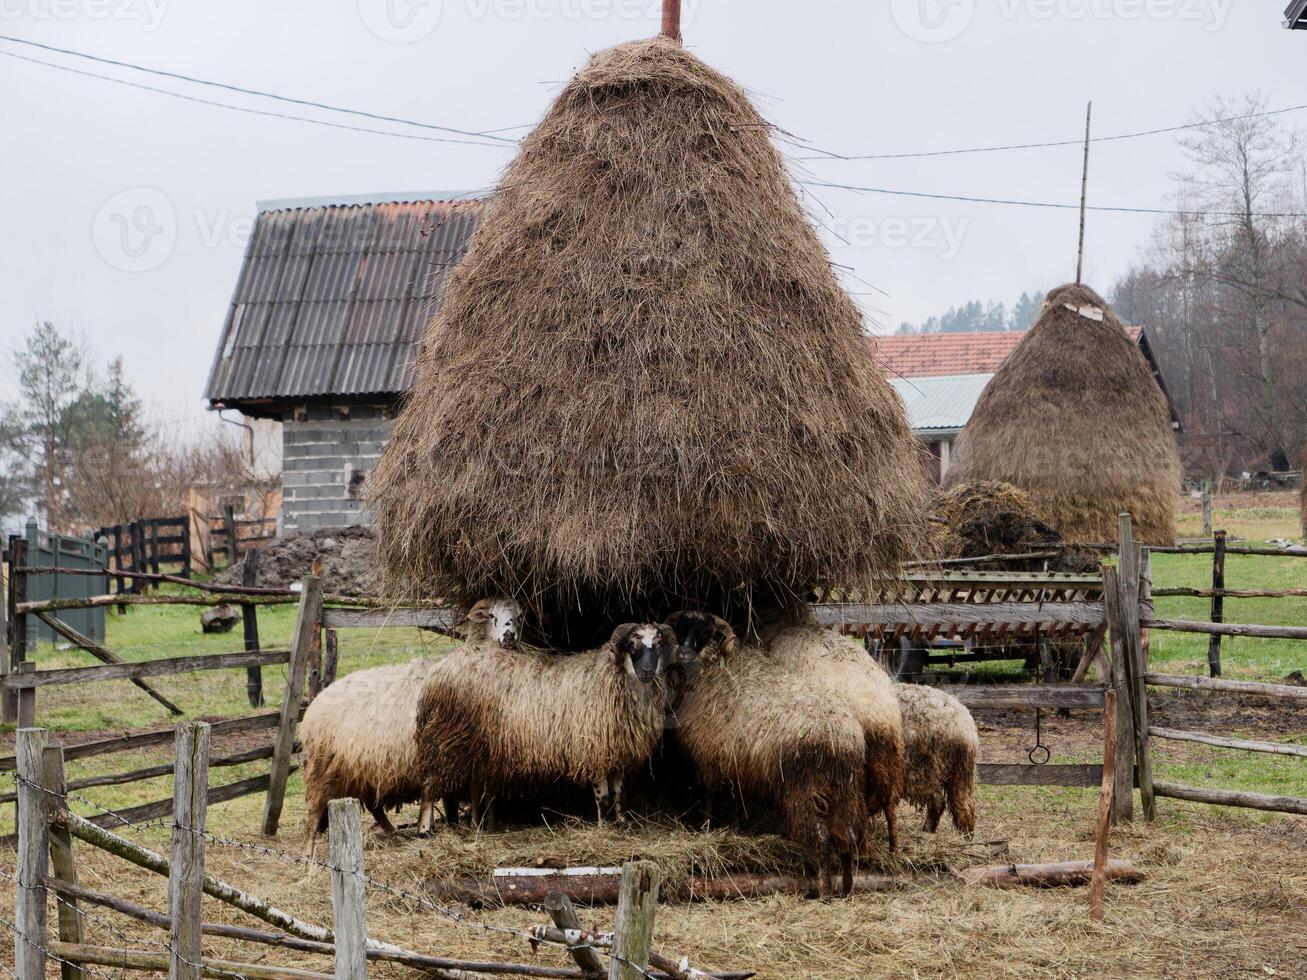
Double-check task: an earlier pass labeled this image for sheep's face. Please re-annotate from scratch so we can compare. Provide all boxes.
[665,611,737,667]
[610,624,677,686]
[467,598,522,649]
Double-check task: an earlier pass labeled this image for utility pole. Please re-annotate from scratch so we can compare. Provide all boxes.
[1076,101,1093,284]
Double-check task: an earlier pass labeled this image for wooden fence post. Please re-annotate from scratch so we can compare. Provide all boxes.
[323,630,339,691]
[262,575,322,836]
[1118,515,1155,823]
[1090,689,1117,922]
[16,728,50,980]
[2,540,12,726]
[6,537,29,723]
[608,860,661,980]
[223,506,239,567]
[241,551,264,709]
[169,722,210,980]
[1200,481,1212,538]
[17,663,37,730]
[43,747,84,980]
[179,515,193,580]
[1208,530,1226,678]
[544,892,606,977]
[328,800,367,980]
[1102,566,1134,824]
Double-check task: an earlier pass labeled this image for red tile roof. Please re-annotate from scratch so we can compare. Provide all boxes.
[871,327,1143,379]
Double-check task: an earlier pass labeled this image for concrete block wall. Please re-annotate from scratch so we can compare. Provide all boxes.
[281,404,393,532]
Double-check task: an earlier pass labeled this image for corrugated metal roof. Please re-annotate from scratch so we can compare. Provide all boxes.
[891,372,994,434]
[205,196,484,413]
[1287,0,1307,28]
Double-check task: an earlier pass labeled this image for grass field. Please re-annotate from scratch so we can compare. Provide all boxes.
[0,493,1303,977]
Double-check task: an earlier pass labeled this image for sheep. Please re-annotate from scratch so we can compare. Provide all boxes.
[668,612,868,898]
[765,624,905,852]
[414,622,678,828]
[300,597,523,850]
[894,684,978,835]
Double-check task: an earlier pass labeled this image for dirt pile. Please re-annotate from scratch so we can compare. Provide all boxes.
[216,525,377,596]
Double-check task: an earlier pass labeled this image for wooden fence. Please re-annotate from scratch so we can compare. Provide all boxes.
[96,516,193,591]
[11,724,746,980]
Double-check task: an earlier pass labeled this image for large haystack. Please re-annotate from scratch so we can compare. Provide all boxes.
[369,37,929,640]
[944,283,1180,546]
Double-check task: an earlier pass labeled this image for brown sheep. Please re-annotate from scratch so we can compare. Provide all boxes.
[300,598,523,849]
[765,624,905,851]
[669,612,868,898]
[415,623,677,827]
[895,684,978,835]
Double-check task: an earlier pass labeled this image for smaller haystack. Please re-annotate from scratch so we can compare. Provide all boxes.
[945,284,1181,545]
[932,481,1059,559]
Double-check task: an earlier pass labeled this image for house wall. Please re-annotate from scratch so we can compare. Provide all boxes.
[281,404,393,532]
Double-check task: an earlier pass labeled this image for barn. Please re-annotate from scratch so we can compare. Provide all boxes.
[204,194,484,533]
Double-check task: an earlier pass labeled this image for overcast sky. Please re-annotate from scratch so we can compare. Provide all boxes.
[1,1,1302,432]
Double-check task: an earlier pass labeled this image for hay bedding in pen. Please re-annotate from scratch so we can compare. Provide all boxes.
[945,284,1182,548]
[368,37,928,640]
[6,785,1303,979]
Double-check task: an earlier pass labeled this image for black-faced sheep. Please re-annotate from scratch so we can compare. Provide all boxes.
[300,597,522,849]
[765,624,905,851]
[895,684,978,835]
[414,623,677,827]
[669,612,868,898]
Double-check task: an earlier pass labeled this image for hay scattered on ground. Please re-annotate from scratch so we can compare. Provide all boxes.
[945,283,1181,547]
[6,785,1303,979]
[368,37,929,641]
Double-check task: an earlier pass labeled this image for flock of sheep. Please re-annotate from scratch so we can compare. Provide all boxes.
[299,601,979,897]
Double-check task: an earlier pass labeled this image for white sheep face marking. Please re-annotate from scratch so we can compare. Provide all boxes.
[487,600,520,648]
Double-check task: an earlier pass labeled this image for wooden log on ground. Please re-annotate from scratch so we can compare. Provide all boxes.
[958,860,1143,888]
[429,871,906,907]
[1152,781,1307,815]
[1147,726,1307,758]
[543,892,606,976]
[48,942,332,980]
[531,923,750,980]
[1144,673,1307,702]
[2,650,290,689]
[34,612,183,716]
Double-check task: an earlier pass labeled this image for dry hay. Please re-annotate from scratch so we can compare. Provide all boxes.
[368,37,929,643]
[7,784,1304,979]
[945,283,1181,547]
[932,480,1061,560]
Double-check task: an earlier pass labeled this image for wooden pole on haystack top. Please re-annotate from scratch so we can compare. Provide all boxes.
[662,0,682,40]
[1076,101,1093,284]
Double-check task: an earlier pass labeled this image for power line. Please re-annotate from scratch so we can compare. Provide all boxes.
[799,179,1307,219]
[0,33,519,145]
[0,50,512,149]
[789,102,1307,162]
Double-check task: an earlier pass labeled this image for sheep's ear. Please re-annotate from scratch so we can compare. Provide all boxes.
[657,624,678,654]
[466,599,493,623]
